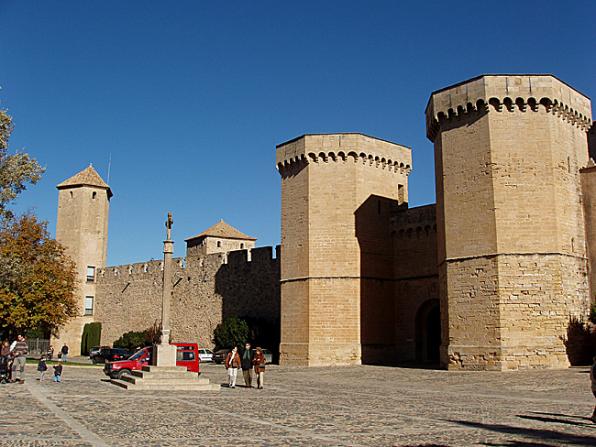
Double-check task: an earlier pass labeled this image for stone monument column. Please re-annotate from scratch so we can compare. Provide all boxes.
[154,212,177,366]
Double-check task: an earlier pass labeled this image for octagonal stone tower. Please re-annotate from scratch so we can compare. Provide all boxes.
[426,75,593,370]
[277,133,411,366]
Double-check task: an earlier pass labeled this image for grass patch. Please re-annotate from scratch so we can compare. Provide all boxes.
[25,358,102,368]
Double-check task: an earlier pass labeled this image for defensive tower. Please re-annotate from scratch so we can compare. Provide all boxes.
[426,75,593,370]
[277,133,411,366]
[55,165,112,353]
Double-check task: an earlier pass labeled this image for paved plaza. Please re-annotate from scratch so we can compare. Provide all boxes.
[0,363,595,446]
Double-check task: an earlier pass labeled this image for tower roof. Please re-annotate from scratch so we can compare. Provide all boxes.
[185,220,256,242]
[57,165,112,198]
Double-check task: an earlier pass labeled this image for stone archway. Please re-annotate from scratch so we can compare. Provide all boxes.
[415,299,441,365]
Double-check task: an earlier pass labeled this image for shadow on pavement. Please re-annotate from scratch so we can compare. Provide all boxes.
[447,419,596,446]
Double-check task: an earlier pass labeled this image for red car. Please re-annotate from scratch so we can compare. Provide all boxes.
[103,343,200,380]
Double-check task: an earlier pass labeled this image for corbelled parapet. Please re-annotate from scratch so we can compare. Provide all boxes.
[428,73,593,371]
[276,133,412,177]
[426,74,592,141]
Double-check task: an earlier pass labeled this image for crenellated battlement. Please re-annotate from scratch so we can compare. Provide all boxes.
[98,246,279,280]
[426,74,593,141]
[392,204,437,239]
[276,133,411,177]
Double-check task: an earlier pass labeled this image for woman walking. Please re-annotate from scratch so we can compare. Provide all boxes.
[253,347,266,389]
[225,347,241,388]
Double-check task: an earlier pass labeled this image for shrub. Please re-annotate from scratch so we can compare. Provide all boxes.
[213,316,249,349]
[563,317,596,366]
[81,322,101,356]
[113,321,161,350]
[590,302,596,325]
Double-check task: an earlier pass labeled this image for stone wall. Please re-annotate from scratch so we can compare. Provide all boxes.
[94,246,280,350]
[427,75,592,370]
[392,205,439,364]
[277,133,412,366]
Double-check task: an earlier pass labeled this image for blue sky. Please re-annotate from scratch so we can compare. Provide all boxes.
[1,1,594,265]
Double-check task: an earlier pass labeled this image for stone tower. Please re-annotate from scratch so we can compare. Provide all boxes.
[426,75,593,370]
[276,133,411,366]
[54,165,112,353]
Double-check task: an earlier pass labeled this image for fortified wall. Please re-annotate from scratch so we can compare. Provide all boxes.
[391,204,439,363]
[94,245,280,349]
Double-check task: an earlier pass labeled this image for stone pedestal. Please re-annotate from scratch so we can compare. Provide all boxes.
[154,342,177,367]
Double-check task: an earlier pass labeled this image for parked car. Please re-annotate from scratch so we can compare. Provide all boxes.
[103,343,200,380]
[89,346,109,361]
[92,347,132,364]
[213,348,230,364]
[198,348,213,362]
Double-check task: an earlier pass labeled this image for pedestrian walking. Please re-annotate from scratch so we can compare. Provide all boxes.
[0,341,11,384]
[37,357,48,381]
[241,342,254,388]
[60,344,69,363]
[225,346,241,388]
[253,347,266,389]
[53,359,63,383]
[11,335,28,384]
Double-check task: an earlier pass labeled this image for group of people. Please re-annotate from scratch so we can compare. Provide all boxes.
[224,343,266,389]
[0,335,67,384]
[0,335,28,384]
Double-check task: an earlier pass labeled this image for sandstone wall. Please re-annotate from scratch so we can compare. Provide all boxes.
[277,133,411,366]
[392,205,439,364]
[54,185,110,354]
[427,75,592,370]
[95,246,280,350]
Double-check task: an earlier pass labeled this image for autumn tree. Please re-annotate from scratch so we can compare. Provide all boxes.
[0,214,78,337]
[0,108,75,338]
[0,109,44,217]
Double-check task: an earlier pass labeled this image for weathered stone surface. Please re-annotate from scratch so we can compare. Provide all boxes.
[94,245,280,349]
[1,364,595,446]
[427,75,593,370]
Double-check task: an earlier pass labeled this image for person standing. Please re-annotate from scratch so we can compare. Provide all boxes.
[224,346,241,388]
[11,335,28,384]
[253,347,266,390]
[60,344,69,363]
[37,357,48,381]
[53,359,63,383]
[241,342,254,388]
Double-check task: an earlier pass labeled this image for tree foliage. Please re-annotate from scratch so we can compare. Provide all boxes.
[81,322,102,356]
[213,316,249,349]
[113,321,162,350]
[0,110,44,218]
[0,214,78,336]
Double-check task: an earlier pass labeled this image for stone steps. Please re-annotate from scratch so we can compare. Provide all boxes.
[109,378,220,391]
[108,365,220,391]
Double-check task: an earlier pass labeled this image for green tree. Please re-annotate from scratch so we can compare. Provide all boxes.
[0,214,78,337]
[113,321,162,350]
[0,109,44,218]
[81,322,102,355]
[213,316,249,349]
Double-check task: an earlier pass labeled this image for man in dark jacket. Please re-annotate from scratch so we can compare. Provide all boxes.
[60,344,69,363]
[241,342,254,388]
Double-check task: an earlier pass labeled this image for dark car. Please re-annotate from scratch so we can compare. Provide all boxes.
[213,348,230,364]
[92,347,132,364]
[89,346,109,361]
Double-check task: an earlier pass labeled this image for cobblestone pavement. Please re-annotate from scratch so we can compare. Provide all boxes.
[0,363,595,446]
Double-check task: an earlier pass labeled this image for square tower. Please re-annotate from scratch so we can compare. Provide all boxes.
[54,165,111,353]
[277,133,411,366]
[426,75,593,370]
